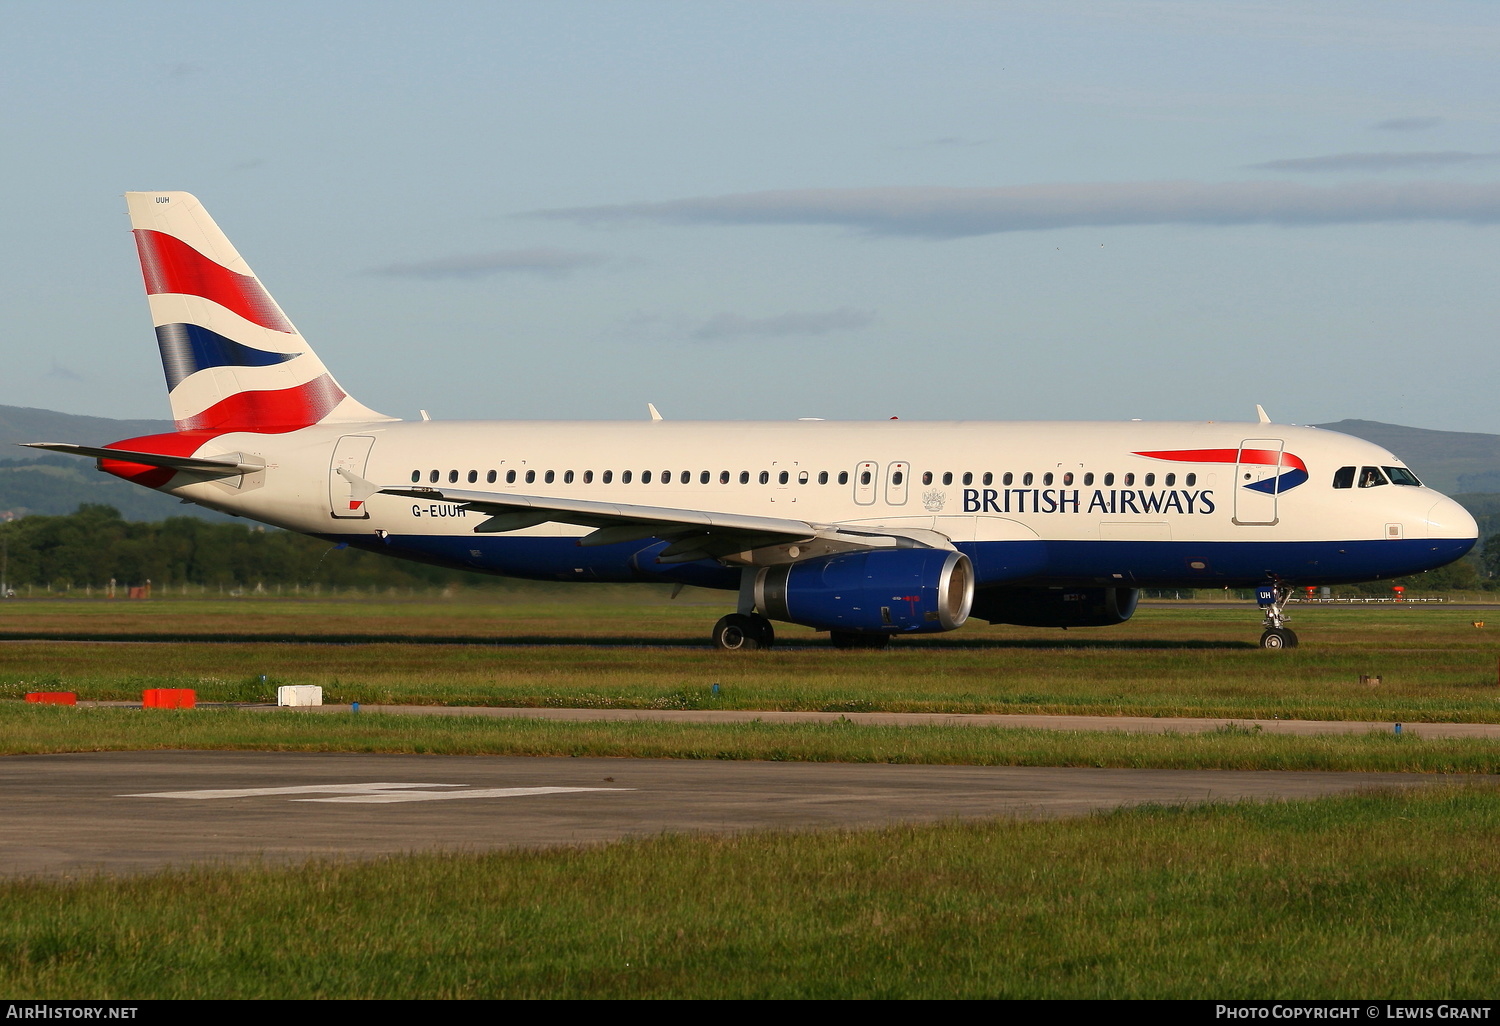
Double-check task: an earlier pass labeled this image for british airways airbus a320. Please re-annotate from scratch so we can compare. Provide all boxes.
[29,193,1479,650]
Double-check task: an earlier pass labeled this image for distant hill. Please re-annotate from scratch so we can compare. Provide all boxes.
[1313,420,1500,494]
[0,404,227,521]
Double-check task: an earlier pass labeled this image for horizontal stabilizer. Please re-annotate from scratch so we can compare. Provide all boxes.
[21,442,258,474]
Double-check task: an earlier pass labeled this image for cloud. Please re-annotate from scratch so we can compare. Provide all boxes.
[45,361,85,382]
[1374,116,1444,132]
[1247,151,1498,173]
[690,308,875,342]
[366,248,606,280]
[533,181,1500,239]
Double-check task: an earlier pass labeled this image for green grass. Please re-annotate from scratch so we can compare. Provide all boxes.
[3,599,1500,721]
[5,785,1500,998]
[5,703,1500,773]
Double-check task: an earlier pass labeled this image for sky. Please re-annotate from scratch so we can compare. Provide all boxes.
[3,0,1499,432]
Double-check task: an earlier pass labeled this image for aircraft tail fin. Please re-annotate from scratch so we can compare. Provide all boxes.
[124,192,394,433]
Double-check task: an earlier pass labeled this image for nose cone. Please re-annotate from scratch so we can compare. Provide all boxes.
[1426,496,1479,546]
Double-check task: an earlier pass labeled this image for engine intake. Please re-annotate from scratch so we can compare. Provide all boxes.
[970,586,1140,628]
[756,549,973,635]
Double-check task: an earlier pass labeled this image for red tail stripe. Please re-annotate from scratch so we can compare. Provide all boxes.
[134,230,295,334]
[175,374,346,433]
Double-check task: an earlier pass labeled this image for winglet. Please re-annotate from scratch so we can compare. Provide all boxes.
[647,403,663,421]
[1255,404,1271,424]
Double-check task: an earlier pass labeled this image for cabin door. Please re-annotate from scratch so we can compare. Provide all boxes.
[329,435,376,519]
[1233,437,1283,526]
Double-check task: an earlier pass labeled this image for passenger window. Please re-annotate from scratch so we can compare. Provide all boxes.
[1384,467,1421,486]
[721,471,730,484]
[779,471,789,484]
[860,470,872,485]
[700,471,710,484]
[564,470,574,484]
[622,470,633,484]
[506,470,517,484]
[1185,473,1196,487]
[982,472,993,486]
[942,472,953,485]
[922,471,933,485]
[467,470,477,483]
[1084,472,1094,486]
[429,470,439,483]
[448,470,458,484]
[545,470,555,484]
[662,470,670,484]
[962,472,973,486]
[1023,472,1033,486]
[1104,473,1114,486]
[892,470,904,486]
[1124,473,1135,486]
[759,471,769,484]
[838,471,849,485]
[1003,472,1013,486]
[1359,467,1388,488]
[525,470,536,484]
[1062,472,1073,486]
[643,471,653,484]
[583,470,593,484]
[740,471,750,484]
[1165,473,1175,486]
[487,470,497,484]
[1043,472,1054,486]
[603,470,613,484]
[818,471,828,484]
[1332,467,1355,489]
[1144,473,1155,486]
[798,471,809,484]
[680,471,690,484]
[411,470,420,483]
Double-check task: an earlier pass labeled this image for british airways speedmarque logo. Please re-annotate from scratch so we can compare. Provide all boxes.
[1133,448,1309,494]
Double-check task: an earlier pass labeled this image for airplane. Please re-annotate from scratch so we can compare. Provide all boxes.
[26,192,1479,651]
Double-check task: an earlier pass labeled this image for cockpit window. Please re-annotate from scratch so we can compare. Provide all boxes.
[1358,467,1388,488]
[1332,466,1355,489]
[1383,467,1421,487]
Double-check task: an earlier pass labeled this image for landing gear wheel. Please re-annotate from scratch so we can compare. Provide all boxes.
[1260,627,1299,650]
[713,613,774,651]
[830,631,891,651]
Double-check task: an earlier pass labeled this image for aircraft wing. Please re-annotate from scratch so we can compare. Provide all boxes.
[21,442,259,474]
[358,473,954,565]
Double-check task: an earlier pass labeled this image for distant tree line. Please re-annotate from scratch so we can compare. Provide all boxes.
[0,504,477,593]
[0,505,1497,597]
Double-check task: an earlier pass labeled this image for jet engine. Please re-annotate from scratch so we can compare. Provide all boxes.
[756,549,974,635]
[970,586,1140,628]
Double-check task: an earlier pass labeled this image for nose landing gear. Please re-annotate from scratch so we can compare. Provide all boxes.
[1256,581,1299,649]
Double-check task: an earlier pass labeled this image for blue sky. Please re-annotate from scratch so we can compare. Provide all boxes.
[4,1,1499,431]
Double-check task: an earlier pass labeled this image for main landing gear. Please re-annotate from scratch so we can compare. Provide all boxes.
[1256,581,1299,650]
[712,613,776,651]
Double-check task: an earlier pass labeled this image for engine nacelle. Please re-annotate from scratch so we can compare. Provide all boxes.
[970,586,1140,628]
[756,549,974,635]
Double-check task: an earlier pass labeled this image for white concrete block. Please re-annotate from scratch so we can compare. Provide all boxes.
[277,685,323,707]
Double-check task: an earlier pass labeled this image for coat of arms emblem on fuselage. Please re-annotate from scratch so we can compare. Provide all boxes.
[922,489,946,512]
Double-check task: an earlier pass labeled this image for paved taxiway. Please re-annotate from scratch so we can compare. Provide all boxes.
[1,750,1481,878]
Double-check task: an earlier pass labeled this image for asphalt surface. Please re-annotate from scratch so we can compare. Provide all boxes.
[0,750,1479,879]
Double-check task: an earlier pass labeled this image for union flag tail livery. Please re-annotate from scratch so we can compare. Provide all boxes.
[125,192,390,432]
[23,192,1481,651]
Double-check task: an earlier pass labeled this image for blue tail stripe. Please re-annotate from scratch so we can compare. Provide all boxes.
[155,323,300,391]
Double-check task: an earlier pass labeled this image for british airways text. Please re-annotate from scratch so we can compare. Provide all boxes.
[962,488,1217,515]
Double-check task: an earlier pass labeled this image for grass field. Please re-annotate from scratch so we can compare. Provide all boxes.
[5,785,1500,999]
[3,594,1498,723]
[7,702,1500,772]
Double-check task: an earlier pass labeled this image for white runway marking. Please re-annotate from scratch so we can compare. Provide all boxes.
[121,782,633,803]
[297,786,631,804]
